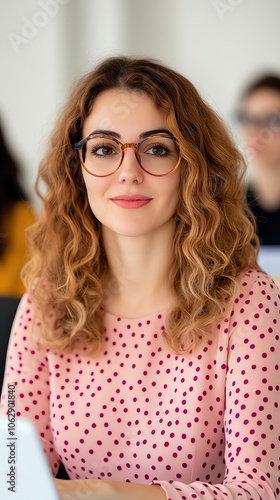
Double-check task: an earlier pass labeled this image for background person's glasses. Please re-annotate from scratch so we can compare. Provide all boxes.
[75,133,181,177]
[236,111,280,130]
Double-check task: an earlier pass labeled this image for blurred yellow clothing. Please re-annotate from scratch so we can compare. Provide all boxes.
[0,201,36,297]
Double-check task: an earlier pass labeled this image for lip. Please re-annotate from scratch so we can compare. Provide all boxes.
[110,194,152,209]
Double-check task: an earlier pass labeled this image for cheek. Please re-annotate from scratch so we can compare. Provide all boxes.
[272,134,280,150]
[82,172,109,199]
[160,174,180,210]
[261,135,280,154]
[168,171,181,197]
[82,176,109,219]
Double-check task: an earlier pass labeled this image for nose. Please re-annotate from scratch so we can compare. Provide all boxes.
[117,145,144,184]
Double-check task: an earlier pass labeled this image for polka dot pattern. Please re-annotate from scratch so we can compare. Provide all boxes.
[0,269,279,499]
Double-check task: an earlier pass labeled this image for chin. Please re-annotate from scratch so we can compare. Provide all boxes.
[104,221,157,238]
[113,227,152,237]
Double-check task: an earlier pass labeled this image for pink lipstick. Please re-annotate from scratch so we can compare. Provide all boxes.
[111,194,152,209]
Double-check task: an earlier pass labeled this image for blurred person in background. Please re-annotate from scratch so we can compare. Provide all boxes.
[0,118,35,297]
[236,74,280,245]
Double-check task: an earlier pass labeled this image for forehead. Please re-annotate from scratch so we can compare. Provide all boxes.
[243,89,280,114]
[83,88,167,138]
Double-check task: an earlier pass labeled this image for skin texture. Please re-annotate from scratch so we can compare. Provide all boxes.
[54,477,166,499]
[81,89,180,239]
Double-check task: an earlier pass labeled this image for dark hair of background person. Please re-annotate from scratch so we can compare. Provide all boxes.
[241,74,280,98]
[0,120,28,259]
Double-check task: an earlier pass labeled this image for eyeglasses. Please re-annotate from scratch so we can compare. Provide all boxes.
[75,133,181,177]
[236,111,280,130]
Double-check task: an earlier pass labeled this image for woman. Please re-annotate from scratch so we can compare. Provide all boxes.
[0,119,35,297]
[1,57,279,499]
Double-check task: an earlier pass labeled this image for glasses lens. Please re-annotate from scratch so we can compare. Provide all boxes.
[83,136,122,176]
[80,134,180,176]
[138,136,180,175]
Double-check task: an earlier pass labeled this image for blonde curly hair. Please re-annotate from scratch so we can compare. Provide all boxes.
[22,56,259,354]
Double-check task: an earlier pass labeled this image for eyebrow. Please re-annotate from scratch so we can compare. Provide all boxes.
[140,129,173,139]
[88,128,173,140]
[89,130,121,139]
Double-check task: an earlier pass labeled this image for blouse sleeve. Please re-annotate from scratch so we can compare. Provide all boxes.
[0,293,60,476]
[151,271,280,499]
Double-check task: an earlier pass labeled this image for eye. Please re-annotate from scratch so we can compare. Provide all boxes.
[144,143,171,157]
[89,143,118,157]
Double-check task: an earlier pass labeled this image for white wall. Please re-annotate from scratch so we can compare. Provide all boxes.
[1,0,280,205]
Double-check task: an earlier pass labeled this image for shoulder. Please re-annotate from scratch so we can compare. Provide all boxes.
[234,268,279,309]
[229,268,279,333]
[13,292,38,328]
[12,291,48,339]
[8,292,51,355]
[235,268,279,297]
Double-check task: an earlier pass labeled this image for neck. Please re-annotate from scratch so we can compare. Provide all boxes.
[101,220,176,318]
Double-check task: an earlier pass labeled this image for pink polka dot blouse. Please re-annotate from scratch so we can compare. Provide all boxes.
[1,269,280,499]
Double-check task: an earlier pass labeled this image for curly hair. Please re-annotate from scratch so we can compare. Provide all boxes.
[22,56,259,354]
